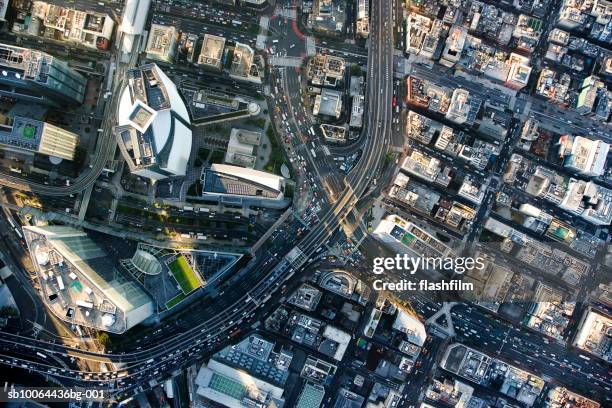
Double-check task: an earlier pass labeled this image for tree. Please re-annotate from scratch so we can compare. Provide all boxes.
[350,64,362,76]
[0,306,18,318]
[96,332,111,349]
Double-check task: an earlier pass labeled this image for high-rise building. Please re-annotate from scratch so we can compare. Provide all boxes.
[576,76,606,115]
[0,43,87,107]
[115,63,192,180]
[558,135,609,177]
[202,164,286,203]
[145,24,178,63]
[23,226,155,334]
[198,34,226,69]
[0,116,79,161]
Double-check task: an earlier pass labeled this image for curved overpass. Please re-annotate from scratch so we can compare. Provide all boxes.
[0,48,139,196]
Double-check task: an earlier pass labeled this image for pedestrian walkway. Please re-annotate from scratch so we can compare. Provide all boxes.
[275,6,297,19]
[269,56,303,67]
[425,302,457,337]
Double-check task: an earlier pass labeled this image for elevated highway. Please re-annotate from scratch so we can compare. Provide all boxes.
[0,36,140,196]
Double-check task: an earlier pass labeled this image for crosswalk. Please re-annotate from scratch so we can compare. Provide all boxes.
[269,56,303,67]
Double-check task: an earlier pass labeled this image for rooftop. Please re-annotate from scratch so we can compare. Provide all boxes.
[573,308,611,362]
[296,382,325,408]
[393,310,427,346]
[230,43,261,83]
[116,63,192,179]
[23,226,154,334]
[0,116,78,161]
[225,128,261,168]
[24,2,114,50]
[308,54,346,87]
[199,34,226,68]
[202,164,284,200]
[195,359,285,408]
[145,24,177,62]
[313,88,342,118]
[373,215,452,259]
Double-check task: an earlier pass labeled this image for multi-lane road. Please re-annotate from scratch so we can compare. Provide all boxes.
[406,296,612,403]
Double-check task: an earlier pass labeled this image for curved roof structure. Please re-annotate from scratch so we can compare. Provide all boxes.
[203,164,284,200]
[131,249,163,276]
[116,63,192,180]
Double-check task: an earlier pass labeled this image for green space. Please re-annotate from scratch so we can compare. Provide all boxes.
[245,118,266,129]
[70,281,83,293]
[165,292,187,309]
[210,150,226,164]
[115,203,246,230]
[224,49,235,70]
[401,232,416,245]
[168,255,201,294]
[23,125,36,139]
[264,127,287,176]
[198,148,211,160]
[284,183,294,199]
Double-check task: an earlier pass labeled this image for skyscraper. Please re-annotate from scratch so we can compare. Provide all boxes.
[0,43,87,107]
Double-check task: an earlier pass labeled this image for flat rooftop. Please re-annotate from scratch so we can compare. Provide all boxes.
[0,116,43,151]
[199,34,226,67]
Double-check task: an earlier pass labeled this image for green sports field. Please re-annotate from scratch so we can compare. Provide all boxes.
[168,255,200,294]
